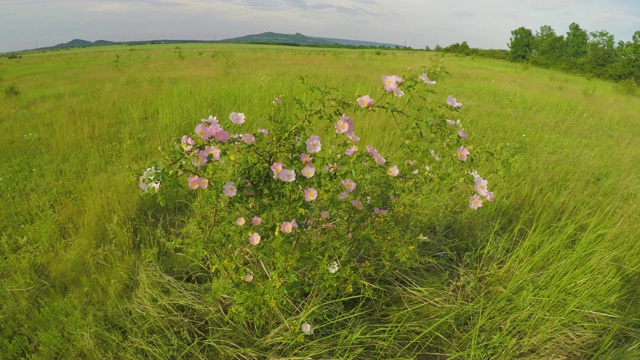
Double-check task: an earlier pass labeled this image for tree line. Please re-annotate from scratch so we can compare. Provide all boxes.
[428,42,510,60]
[509,23,640,82]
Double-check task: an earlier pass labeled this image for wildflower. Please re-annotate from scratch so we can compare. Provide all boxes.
[474,177,489,197]
[347,131,360,142]
[242,133,255,145]
[243,274,254,282]
[191,151,208,168]
[387,165,399,177]
[366,145,378,156]
[223,181,237,197]
[236,217,246,226]
[469,194,483,210]
[486,191,495,202]
[271,162,284,177]
[200,115,216,124]
[321,210,329,219]
[412,169,419,175]
[251,216,262,226]
[357,95,373,108]
[345,146,357,156]
[425,165,430,172]
[456,146,470,161]
[229,112,245,124]
[446,119,460,126]
[446,95,462,109]
[278,169,296,182]
[393,88,404,97]
[188,175,209,190]
[281,221,294,234]
[213,129,229,143]
[352,199,364,210]
[374,207,388,215]
[301,165,315,178]
[334,114,350,134]
[458,128,468,139]
[420,73,436,85]
[469,170,480,179]
[342,179,356,192]
[247,233,260,246]
[203,145,221,161]
[273,97,282,105]
[258,128,269,136]
[328,262,339,274]
[338,192,349,200]
[374,154,386,165]
[430,149,441,161]
[304,188,318,202]
[139,167,161,191]
[301,322,314,335]
[195,123,213,140]
[300,153,312,164]
[181,135,195,152]
[382,75,403,92]
[306,135,322,153]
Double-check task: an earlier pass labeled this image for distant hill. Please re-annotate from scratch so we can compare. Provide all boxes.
[6,33,402,54]
[219,32,403,48]
[52,39,117,48]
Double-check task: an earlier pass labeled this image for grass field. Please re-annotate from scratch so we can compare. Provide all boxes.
[1,43,640,359]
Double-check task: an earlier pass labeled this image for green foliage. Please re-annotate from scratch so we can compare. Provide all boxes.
[509,22,640,82]
[565,22,589,63]
[508,27,535,61]
[141,64,487,340]
[439,41,509,60]
[530,25,565,67]
[4,83,20,97]
[615,78,638,96]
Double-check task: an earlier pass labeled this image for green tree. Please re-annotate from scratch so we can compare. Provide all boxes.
[632,31,640,81]
[586,30,616,76]
[610,30,640,81]
[531,25,565,67]
[508,27,534,61]
[565,22,589,69]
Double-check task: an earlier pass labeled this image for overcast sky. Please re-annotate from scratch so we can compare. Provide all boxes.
[1,0,639,53]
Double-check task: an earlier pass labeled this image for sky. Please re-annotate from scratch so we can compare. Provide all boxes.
[1,0,639,53]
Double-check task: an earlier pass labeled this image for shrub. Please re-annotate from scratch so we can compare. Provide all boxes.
[4,84,20,97]
[616,78,638,96]
[140,65,496,335]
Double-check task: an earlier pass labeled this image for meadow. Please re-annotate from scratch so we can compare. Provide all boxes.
[1,43,639,359]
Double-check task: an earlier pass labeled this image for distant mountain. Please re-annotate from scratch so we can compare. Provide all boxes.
[20,33,401,54]
[93,40,117,46]
[219,32,403,48]
[52,39,117,48]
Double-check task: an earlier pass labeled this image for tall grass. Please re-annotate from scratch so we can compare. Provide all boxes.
[1,44,639,359]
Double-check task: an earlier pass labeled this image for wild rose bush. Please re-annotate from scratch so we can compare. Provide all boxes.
[140,65,495,328]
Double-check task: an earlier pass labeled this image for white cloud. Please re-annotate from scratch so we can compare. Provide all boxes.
[1,0,639,53]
